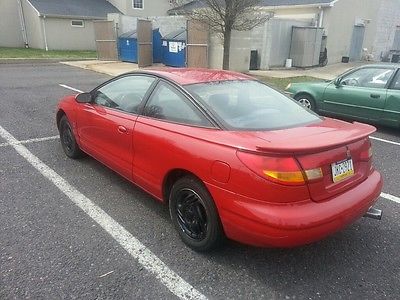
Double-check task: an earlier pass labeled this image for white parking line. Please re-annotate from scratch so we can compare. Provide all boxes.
[370,136,400,147]
[381,192,400,204]
[0,124,206,300]
[0,135,59,147]
[59,84,83,93]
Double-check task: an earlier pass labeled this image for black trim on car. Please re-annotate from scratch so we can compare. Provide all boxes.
[87,71,223,129]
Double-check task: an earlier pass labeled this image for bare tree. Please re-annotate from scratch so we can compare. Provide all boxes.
[187,0,271,70]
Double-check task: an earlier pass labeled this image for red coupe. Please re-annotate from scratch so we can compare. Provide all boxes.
[57,68,383,251]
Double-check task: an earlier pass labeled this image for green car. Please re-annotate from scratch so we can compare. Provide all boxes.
[285,64,400,128]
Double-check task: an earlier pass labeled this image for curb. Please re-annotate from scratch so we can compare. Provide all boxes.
[0,58,97,64]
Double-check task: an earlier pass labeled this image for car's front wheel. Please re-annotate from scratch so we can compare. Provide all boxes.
[59,115,84,159]
[169,176,224,252]
[295,94,316,111]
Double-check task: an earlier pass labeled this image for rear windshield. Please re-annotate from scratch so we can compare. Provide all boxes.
[186,80,321,130]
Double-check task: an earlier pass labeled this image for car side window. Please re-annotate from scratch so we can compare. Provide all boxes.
[93,75,155,113]
[390,71,400,90]
[143,82,212,127]
[341,68,394,89]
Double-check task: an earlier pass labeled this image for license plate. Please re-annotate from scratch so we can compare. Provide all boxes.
[331,158,354,183]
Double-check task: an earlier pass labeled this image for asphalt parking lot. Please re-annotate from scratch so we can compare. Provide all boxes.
[0,62,399,299]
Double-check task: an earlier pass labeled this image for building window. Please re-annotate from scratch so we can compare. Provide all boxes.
[71,20,84,27]
[132,0,144,9]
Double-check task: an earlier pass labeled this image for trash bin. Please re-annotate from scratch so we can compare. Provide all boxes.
[249,50,259,70]
[285,58,293,68]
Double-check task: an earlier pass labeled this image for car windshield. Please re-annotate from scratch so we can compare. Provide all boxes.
[186,80,321,130]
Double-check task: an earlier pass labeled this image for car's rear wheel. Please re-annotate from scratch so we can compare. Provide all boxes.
[59,115,84,159]
[169,176,224,252]
[295,94,316,111]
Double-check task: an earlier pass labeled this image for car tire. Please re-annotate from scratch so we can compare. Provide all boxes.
[59,115,84,159]
[295,94,316,111]
[169,176,224,252]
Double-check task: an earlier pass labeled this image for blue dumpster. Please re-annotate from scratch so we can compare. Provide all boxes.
[162,28,187,67]
[118,28,163,63]
[118,30,138,63]
[153,28,162,63]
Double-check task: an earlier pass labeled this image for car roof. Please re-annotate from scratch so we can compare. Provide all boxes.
[138,68,254,85]
[358,63,399,69]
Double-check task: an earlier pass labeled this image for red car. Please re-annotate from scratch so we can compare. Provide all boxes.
[56,68,383,251]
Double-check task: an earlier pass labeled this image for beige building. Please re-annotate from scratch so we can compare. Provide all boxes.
[0,0,184,51]
[262,0,400,65]
[0,0,25,48]
[0,0,120,51]
[171,0,400,69]
[108,0,178,17]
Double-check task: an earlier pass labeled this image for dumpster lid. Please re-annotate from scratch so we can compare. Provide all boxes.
[120,30,137,39]
[163,28,186,41]
[119,28,160,39]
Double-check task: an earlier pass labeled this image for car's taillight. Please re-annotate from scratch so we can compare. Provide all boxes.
[236,151,323,186]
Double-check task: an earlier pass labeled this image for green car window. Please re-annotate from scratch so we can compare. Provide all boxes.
[390,71,400,90]
[341,68,395,89]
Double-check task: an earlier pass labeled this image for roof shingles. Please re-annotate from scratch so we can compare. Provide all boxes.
[28,0,120,19]
[261,0,333,6]
[169,0,335,14]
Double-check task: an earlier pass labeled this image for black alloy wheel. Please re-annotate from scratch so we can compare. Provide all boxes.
[169,176,224,252]
[176,188,208,241]
[59,115,84,159]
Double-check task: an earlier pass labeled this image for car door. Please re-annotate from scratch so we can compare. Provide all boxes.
[77,75,156,180]
[383,69,400,127]
[132,80,215,198]
[322,67,395,121]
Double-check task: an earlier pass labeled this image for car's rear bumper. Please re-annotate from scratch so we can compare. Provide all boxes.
[207,170,383,247]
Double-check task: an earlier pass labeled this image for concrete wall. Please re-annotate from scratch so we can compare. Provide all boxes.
[372,0,400,60]
[44,18,97,50]
[250,19,311,69]
[209,34,223,70]
[322,0,380,63]
[265,6,320,23]
[0,0,24,47]
[22,0,44,49]
[108,13,186,37]
[208,31,251,72]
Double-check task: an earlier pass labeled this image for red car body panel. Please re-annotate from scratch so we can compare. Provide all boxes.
[76,104,136,180]
[211,170,382,247]
[56,68,383,248]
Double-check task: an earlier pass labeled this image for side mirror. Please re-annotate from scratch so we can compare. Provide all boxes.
[333,77,342,87]
[75,92,92,103]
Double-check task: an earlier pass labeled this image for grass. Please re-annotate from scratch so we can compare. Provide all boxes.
[0,47,97,59]
[256,75,324,91]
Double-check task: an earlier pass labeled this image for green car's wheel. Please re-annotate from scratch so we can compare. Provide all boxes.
[295,94,316,111]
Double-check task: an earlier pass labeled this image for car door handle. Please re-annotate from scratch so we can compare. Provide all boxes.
[117,125,128,134]
[370,94,380,99]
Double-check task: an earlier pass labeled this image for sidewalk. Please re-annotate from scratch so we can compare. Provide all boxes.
[61,60,369,79]
[249,62,366,80]
[61,60,139,76]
